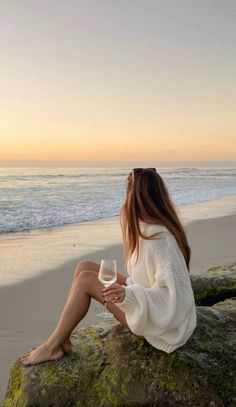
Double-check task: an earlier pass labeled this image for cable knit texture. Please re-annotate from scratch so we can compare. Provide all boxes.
[115,222,197,354]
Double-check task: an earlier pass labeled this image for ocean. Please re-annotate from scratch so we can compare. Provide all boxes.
[1,164,236,234]
[1,163,236,287]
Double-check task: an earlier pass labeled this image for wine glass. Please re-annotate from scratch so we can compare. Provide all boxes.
[97,259,117,318]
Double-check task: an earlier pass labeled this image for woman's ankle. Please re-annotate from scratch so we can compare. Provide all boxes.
[46,337,62,354]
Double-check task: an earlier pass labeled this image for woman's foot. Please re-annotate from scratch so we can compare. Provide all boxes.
[21,338,72,358]
[21,342,64,366]
[62,338,72,353]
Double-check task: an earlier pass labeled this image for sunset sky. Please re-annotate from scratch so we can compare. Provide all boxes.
[0,1,236,163]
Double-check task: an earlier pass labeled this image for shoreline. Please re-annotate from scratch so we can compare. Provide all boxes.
[1,211,236,294]
[1,204,236,401]
[1,193,236,288]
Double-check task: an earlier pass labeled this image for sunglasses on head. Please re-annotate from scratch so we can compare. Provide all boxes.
[131,167,156,180]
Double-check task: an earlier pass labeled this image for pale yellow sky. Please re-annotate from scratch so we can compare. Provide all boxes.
[0,1,236,162]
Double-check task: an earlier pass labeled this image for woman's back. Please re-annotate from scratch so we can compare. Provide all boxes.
[117,221,197,353]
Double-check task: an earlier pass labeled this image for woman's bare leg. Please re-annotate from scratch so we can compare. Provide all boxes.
[24,261,127,354]
[21,268,128,366]
[24,261,99,355]
[61,261,126,352]
[68,260,127,296]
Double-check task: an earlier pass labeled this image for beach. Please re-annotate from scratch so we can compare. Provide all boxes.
[1,196,236,402]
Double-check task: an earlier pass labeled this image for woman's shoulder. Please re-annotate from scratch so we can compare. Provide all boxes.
[140,222,176,252]
[140,221,169,236]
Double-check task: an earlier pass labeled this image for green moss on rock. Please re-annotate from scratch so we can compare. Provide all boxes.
[3,361,28,407]
[3,263,236,407]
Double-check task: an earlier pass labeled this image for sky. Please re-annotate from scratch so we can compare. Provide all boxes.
[0,0,236,163]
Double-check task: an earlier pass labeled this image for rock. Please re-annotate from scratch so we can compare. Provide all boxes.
[3,263,236,407]
[190,262,236,306]
[3,300,236,407]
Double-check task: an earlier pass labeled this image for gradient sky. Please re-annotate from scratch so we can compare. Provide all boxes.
[0,0,236,162]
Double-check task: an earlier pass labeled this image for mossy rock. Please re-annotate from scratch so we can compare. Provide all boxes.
[191,262,236,306]
[3,298,236,407]
[3,263,236,407]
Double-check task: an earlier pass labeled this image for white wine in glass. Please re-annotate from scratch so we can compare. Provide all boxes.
[97,259,117,318]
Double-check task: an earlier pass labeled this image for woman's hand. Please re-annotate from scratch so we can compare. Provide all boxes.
[102,283,126,304]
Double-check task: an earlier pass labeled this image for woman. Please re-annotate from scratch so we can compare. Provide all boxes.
[21,167,197,365]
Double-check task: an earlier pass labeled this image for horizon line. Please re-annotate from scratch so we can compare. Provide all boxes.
[0,158,235,168]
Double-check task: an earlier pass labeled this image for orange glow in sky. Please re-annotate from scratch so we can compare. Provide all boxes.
[0,2,236,162]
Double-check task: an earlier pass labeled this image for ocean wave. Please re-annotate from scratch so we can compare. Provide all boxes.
[0,166,236,234]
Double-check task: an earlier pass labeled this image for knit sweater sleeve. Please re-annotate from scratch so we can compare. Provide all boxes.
[115,232,195,337]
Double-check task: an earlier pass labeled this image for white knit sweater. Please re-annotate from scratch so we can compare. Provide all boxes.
[116,222,197,354]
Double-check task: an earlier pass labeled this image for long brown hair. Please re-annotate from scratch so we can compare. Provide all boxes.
[120,169,191,272]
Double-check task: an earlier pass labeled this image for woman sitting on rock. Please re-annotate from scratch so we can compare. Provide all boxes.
[21,168,197,365]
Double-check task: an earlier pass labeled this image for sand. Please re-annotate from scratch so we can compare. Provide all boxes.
[0,212,236,401]
[1,194,236,288]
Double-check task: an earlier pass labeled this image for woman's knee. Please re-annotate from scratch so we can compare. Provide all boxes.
[74,260,97,279]
[74,269,96,289]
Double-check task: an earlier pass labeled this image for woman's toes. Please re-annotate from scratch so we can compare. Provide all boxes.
[21,356,31,366]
